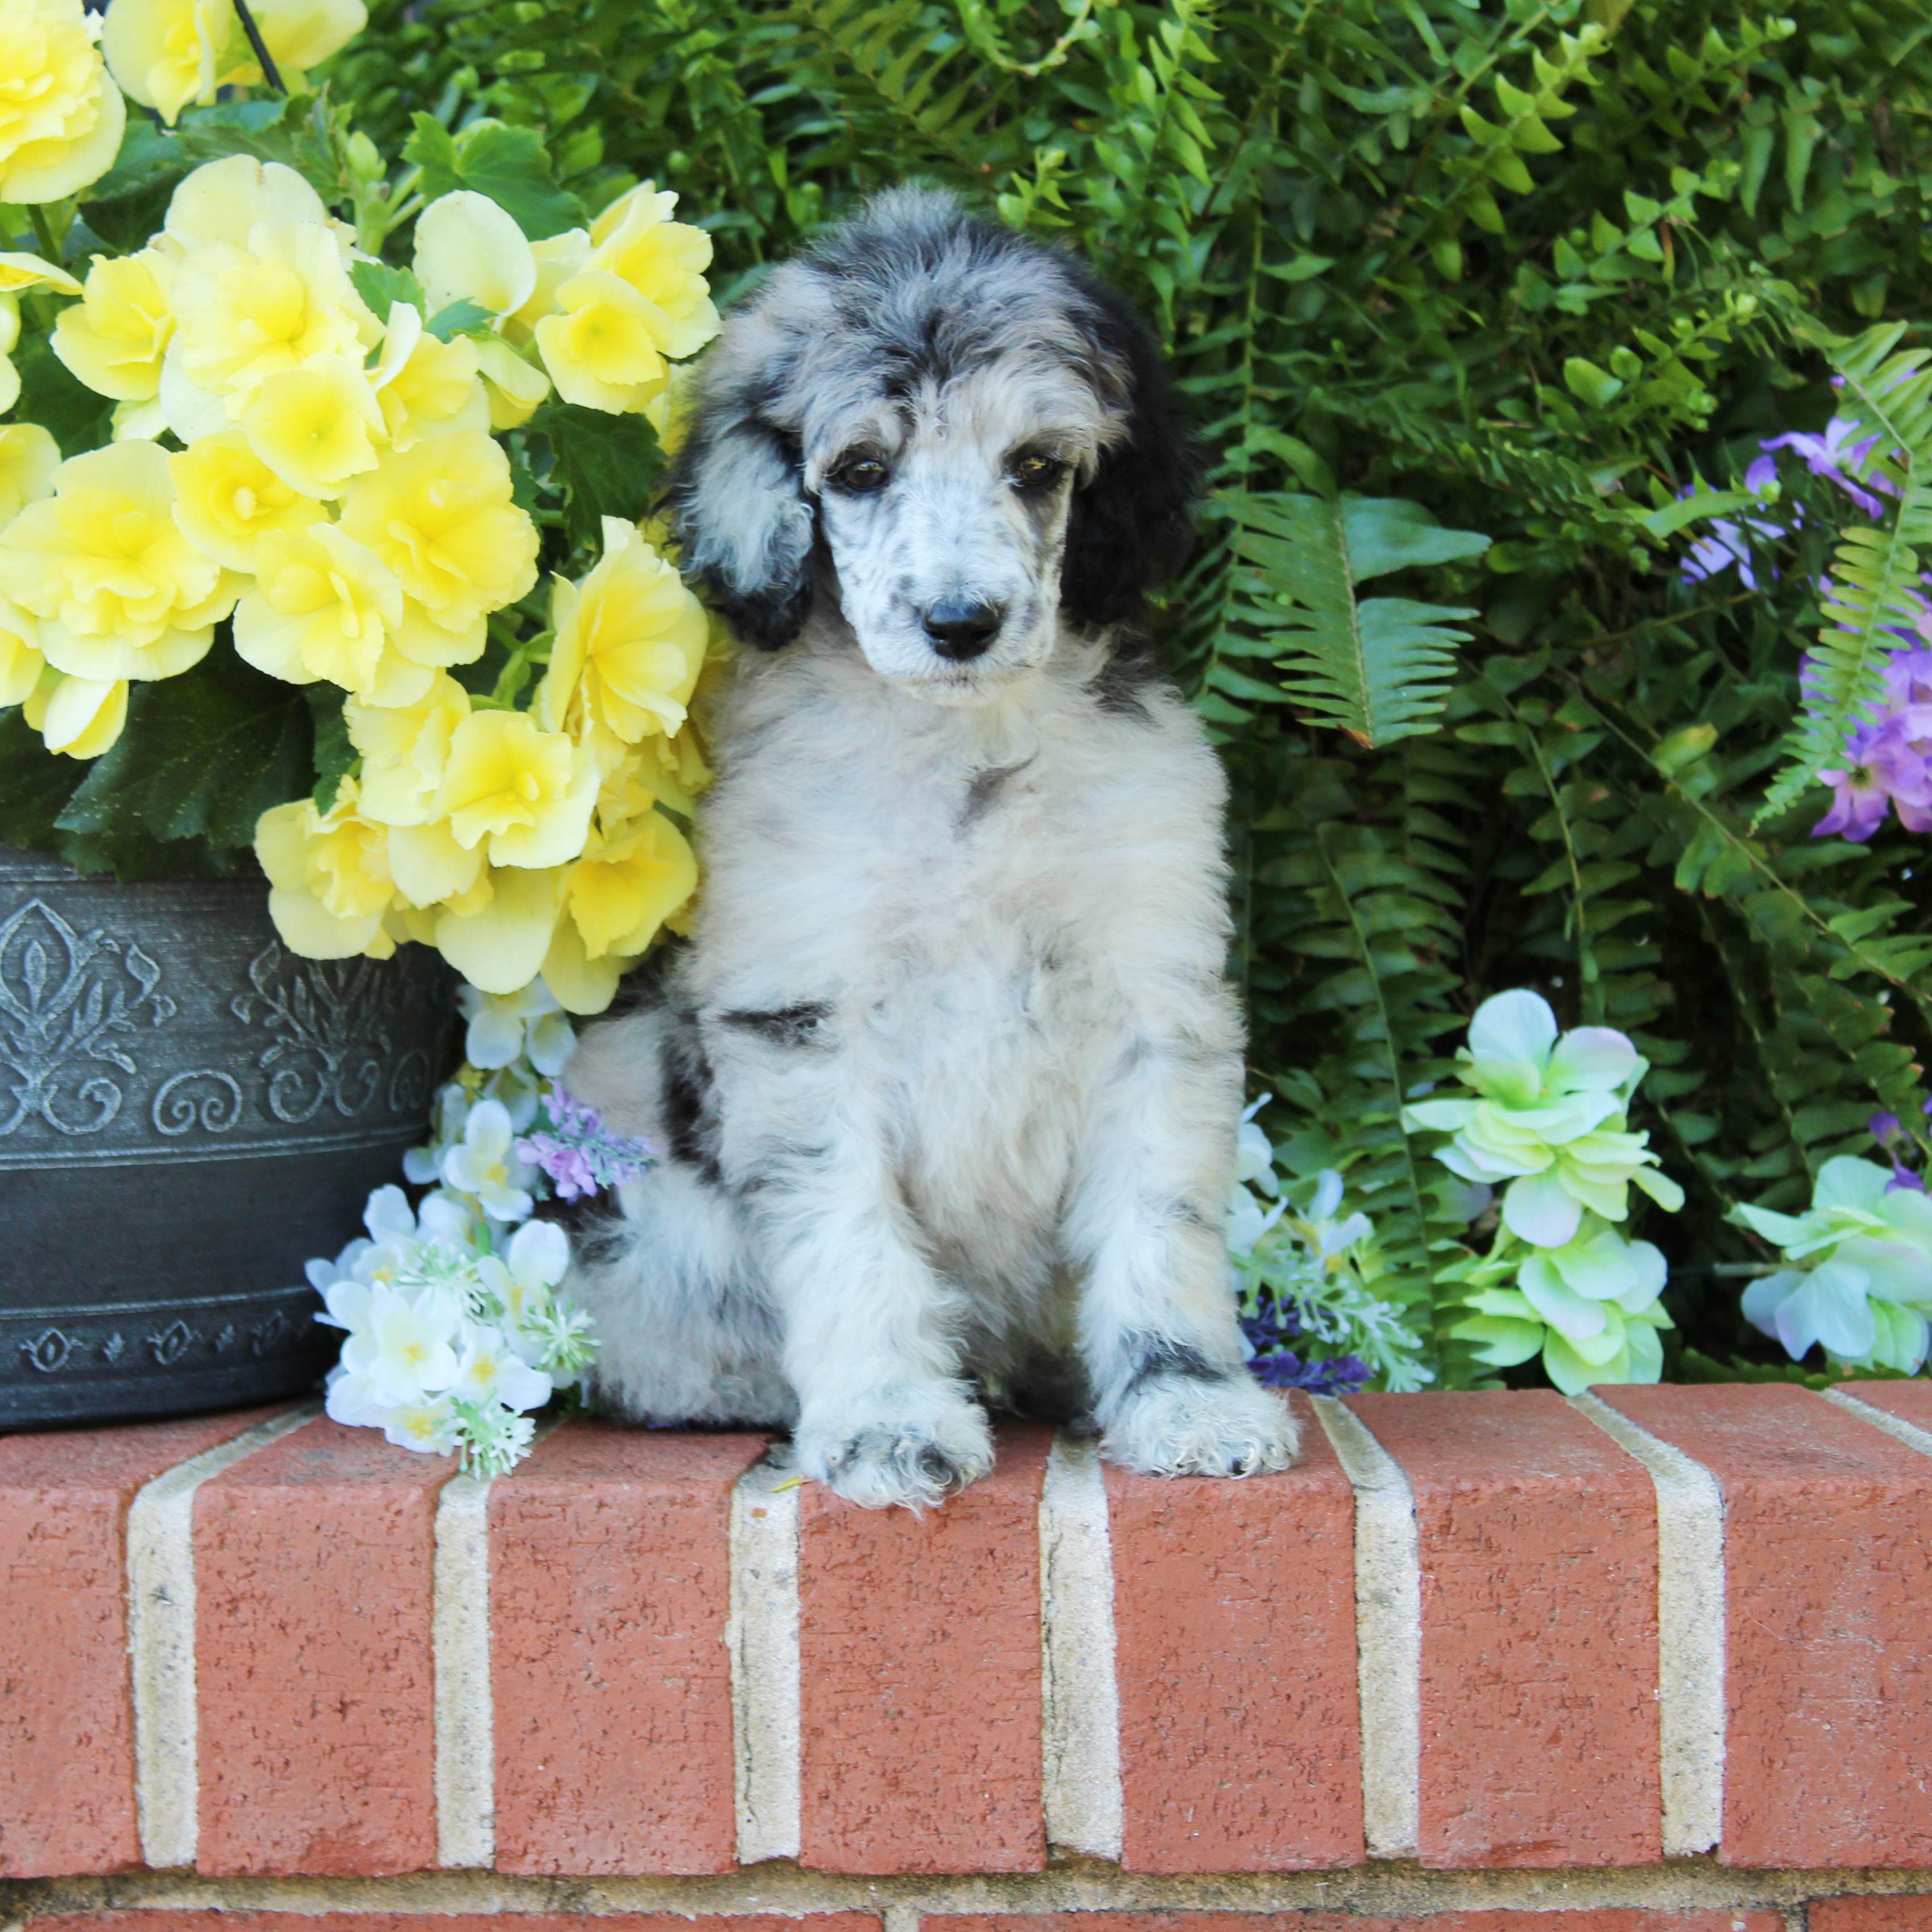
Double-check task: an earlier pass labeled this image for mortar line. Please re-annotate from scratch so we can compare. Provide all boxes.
[1039,1433,1123,1862]
[126,1402,322,1870]
[1569,1392,1727,1858]
[729,1451,803,1865]
[1821,1386,1932,1458]
[1311,1394,1420,1862]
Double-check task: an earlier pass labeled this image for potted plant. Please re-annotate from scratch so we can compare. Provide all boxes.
[0,0,713,1427]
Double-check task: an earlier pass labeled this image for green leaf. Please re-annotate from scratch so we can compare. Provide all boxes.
[352,259,428,322]
[1220,491,1490,745]
[1563,356,1625,407]
[427,298,495,340]
[56,645,314,852]
[528,400,668,550]
[306,688,357,812]
[404,115,585,240]
[10,333,114,457]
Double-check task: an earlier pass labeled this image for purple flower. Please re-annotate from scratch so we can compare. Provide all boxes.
[1240,1295,1373,1394]
[1761,419,1896,518]
[516,1089,656,1201]
[1871,1109,1928,1192]
[1815,721,1899,839]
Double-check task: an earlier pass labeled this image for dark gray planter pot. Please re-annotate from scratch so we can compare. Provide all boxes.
[0,844,457,1429]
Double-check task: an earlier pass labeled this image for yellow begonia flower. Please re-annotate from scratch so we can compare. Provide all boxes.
[0,0,126,203]
[161,155,330,251]
[234,521,433,707]
[472,331,549,430]
[388,815,482,907]
[102,0,241,123]
[52,250,173,404]
[434,861,567,994]
[0,595,40,703]
[587,191,720,362]
[566,801,695,959]
[541,516,707,759]
[106,0,363,125]
[24,666,126,756]
[0,441,238,680]
[165,219,377,406]
[534,271,675,414]
[338,430,538,640]
[0,422,61,529]
[413,191,536,321]
[0,251,82,413]
[256,778,396,959]
[346,670,470,826]
[369,304,486,453]
[503,227,588,345]
[241,353,385,498]
[435,707,599,869]
[169,428,325,572]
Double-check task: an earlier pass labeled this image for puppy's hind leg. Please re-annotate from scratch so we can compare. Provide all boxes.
[1064,1017,1297,1477]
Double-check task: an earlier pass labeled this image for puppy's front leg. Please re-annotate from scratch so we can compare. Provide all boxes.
[735,1075,992,1508]
[1064,1015,1299,1477]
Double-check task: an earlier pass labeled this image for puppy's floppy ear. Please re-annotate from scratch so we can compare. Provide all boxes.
[1059,278,1204,632]
[666,354,816,652]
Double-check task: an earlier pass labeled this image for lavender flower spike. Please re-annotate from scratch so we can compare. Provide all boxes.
[517,1089,657,1202]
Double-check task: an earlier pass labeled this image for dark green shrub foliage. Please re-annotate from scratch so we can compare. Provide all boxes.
[335,0,1932,1382]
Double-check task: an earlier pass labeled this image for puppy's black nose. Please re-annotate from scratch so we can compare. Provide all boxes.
[922,596,1004,661]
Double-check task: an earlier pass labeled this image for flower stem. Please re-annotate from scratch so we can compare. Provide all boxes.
[28,203,61,262]
[230,0,287,94]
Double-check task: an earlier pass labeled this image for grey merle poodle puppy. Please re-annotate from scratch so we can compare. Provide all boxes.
[560,186,1298,1507]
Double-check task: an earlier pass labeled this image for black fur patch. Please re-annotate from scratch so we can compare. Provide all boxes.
[1089,634,1164,723]
[719,1001,831,1049]
[958,757,1033,829]
[660,1016,724,1186]
[1122,1335,1230,1398]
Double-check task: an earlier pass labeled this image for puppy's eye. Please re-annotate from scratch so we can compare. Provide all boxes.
[1009,452,1066,491]
[832,454,890,494]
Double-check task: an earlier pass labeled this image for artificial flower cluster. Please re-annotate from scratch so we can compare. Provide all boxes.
[1403,989,1684,1392]
[1732,1142,1932,1377]
[0,0,724,1012]
[315,981,650,1469]
[1228,1097,1435,1393]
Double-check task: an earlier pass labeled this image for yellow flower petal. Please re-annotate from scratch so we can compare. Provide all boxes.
[347,670,469,826]
[387,815,483,905]
[0,0,125,202]
[370,306,486,453]
[0,597,42,703]
[241,353,385,498]
[565,803,695,957]
[169,427,325,571]
[0,422,60,528]
[32,670,126,756]
[433,861,567,994]
[534,270,669,414]
[587,195,719,362]
[413,190,537,318]
[434,706,599,868]
[53,251,172,401]
[161,155,330,250]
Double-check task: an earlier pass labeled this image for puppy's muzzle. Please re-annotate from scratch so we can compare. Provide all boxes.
[922,596,1005,661]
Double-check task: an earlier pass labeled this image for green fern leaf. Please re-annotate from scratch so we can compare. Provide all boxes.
[1220,491,1490,745]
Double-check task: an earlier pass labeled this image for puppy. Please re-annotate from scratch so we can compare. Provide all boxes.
[561,186,1297,1507]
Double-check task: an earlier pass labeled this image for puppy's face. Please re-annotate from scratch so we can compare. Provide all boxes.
[805,366,1109,706]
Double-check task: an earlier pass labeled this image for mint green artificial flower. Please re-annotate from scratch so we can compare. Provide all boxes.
[1408,989,1686,1392]
[1734,1156,1932,1374]
[1403,989,1684,1247]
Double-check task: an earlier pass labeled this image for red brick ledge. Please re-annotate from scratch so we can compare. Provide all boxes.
[2,1385,1930,1883]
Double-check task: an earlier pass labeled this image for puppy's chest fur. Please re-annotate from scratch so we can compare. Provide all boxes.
[673,632,1229,1267]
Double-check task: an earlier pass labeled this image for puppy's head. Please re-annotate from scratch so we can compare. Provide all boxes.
[668,188,1199,706]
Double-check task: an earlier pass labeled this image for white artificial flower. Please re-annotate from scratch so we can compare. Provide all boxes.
[1236,1092,1278,1195]
[451,1320,553,1412]
[441,1096,537,1221]
[340,1282,462,1403]
[460,980,575,1076]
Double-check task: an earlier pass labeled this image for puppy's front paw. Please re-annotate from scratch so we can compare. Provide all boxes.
[1102,1371,1297,1477]
[797,1395,995,1509]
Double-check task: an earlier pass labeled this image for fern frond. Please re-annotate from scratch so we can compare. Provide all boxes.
[1759,320,1932,821]
[1220,490,1490,746]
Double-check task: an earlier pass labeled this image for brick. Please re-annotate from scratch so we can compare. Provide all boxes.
[927,1914,1784,1932]
[0,1407,286,1878]
[192,1417,450,1875]
[24,1916,882,1932]
[1599,1382,1932,1868]
[798,1421,1052,1873]
[1347,1389,1660,1868]
[1836,1379,1932,1437]
[489,1421,768,1874]
[1813,1904,1932,1932]
[1105,1389,1361,1872]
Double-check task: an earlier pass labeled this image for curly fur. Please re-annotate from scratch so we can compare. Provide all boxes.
[563,187,1296,1507]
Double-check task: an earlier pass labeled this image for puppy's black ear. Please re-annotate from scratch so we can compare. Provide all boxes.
[666,356,816,652]
[1059,280,1204,631]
